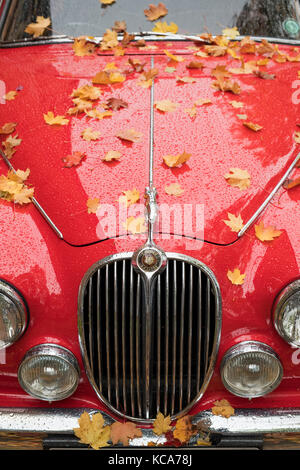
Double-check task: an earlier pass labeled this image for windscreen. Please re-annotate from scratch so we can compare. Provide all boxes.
[1,0,300,42]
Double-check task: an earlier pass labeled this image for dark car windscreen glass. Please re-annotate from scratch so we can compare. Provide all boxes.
[1,0,300,42]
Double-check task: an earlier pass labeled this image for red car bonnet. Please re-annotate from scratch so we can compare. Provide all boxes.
[0,40,299,246]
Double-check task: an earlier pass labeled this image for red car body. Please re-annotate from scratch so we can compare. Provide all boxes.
[0,19,300,448]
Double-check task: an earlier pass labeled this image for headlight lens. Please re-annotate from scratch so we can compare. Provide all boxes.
[221,341,283,398]
[0,280,27,348]
[18,344,80,401]
[273,280,300,347]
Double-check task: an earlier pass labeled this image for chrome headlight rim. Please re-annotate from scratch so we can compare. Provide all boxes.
[0,279,28,349]
[273,280,300,347]
[18,343,80,401]
[220,340,283,399]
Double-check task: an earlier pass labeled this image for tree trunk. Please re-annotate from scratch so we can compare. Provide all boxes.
[236,0,300,39]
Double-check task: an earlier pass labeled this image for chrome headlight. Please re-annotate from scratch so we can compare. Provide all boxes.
[273,280,300,347]
[0,280,27,349]
[221,341,283,398]
[18,344,80,401]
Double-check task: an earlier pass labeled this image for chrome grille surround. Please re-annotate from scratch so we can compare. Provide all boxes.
[78,252,222,424]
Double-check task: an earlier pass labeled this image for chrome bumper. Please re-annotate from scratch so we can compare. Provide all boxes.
[0,407,300,445]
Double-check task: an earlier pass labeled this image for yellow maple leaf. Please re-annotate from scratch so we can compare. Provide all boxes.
[44,112,69,126]
[163,151,191,168]
[165,182,184,196]
[25,16,51,38]
[222,26,240,39]
[99,0,115,4]
[72,37,96,56]
[81,128,101,141]
[176,76,196,84]
[154,99,178,112]
[2,134,22,159]
[224,168,251,190]
[254,221,282,242]
[0,169,33,205]
[71,85,102,101]
[153,412,172,436]
[164,49,184,62]
[123,216,147,234]
[118,189,140,207]
[110,421,142,446]
[211,399,235,418]
[223,213,244,232]
[4,91,17,101]
[152,21,178,34]
[73,411,110,450]
[227,268,246,285]
[102,150,121,161]
[101,29,119,50]
[229,100,244,109]
[87,198,100,214]
[85,109,113,120]
[243,121,263,132]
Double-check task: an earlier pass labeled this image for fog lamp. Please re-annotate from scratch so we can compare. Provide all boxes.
[221,341,283,398]
[18,344,80,401]
[0,280,27,348]
[273,280,300,347]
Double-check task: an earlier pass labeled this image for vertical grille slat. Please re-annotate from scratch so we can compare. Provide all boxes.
[171,260,177,416]
[80,253,221,422]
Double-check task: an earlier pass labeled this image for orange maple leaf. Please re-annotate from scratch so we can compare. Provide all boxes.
[254,221,282,242]
[0,122,17,135]
[227,268,246,285]
[71,85,102,101]
[100,29,119,50]
[163,151,191,168]
[2,134,22,159]
[62,151,86,168]
[155,99,178,112]
[243,121,263,131]
[186,61,204,69]
[211,399,235,418]
[110,421,142,446]
[144,3,168,21]
[116,128,143,143]
[165,182,184,196]
[87,198,100,214]
[173,416,195,443]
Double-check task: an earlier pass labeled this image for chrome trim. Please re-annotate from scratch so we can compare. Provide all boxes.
[2,31,300,48]
[273,280,300,347]
[78,251,222,424]
[0,149,64,239]
[238,152,300,237]
[0,279,27,348]
[18,343,80,401]
[2,407,300,438]
[221,341,283,398]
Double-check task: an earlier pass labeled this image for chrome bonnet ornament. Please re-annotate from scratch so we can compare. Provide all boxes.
[132,186,167,278]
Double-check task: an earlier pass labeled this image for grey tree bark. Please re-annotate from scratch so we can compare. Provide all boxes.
[236,0,300,39]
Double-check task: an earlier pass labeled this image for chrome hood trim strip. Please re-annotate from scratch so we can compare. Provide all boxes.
[1,408,300,438]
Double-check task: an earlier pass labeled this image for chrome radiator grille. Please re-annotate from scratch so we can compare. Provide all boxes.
[78,253,221,422]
